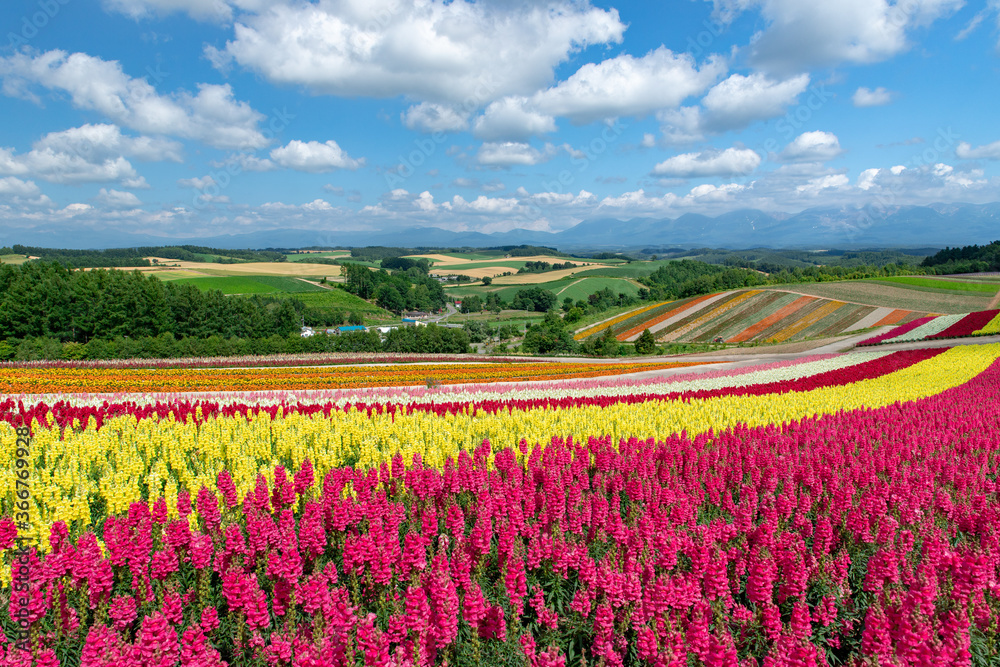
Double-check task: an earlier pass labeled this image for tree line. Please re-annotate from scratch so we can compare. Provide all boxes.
[921,241,1000,274]
[0,262,307,343]
[3,244,286,269]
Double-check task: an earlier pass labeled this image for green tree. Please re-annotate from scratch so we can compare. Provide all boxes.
[459,295,483,313]
[635,328,657,354]
[522,311,576,354]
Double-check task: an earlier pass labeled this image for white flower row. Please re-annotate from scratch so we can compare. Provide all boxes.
[16,349,898,408]
[883,314,965,344]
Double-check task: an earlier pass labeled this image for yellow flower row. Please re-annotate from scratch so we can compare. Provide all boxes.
[2,344,997,550]
[974,312,1000,336]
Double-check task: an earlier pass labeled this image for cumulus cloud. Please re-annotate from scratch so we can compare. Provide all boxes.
[652,147,761,177]
[0,50,268,150]
[402,103,470,133]
[472,97,556,141]
[852,86,895,107]
[956,140,1000,160]
[530,47,725,124]
[0,177,41,198]
[0,145,146,186]
[778,131,844,162]
[95,188,143,208]
[711,0,965,73]
[658,73,810,141]
[476,142,556,167]
[269,140,364,172]
[34,124,183,163]
[213,1,625,104]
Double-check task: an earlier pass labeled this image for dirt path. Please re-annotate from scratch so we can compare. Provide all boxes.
[555,279,584,296]
[988,286,1000,309]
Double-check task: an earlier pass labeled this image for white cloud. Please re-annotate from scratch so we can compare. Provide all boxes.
[269,140,364,172]
[0,177,41,197]
[852,86,895,107]
[215,1,625,104]
[95,188,143,208]
[402,103,470,133]
[857,167,881,190]
[0,145,145,186]
[476,142,556,167]
[652,147,761,177]
[102,0,234,22]
[530,47,725,124]
[34,124,183,162]
[795,173,850,194]
[778,131,844,162]
[473,97,556,141]
[701,72,811,131]
[0,50,268,150]
[956,140,1000,160]
[687,182,747,202]
[177,176,216,189]
[658,72,810,141]
[713,0,965,73]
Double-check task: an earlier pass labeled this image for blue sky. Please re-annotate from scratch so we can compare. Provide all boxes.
[1,0,999,245]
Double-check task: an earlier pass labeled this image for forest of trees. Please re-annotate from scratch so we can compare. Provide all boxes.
[921,241,1000,274]
[0,262,305,343]
[339,262,446,314]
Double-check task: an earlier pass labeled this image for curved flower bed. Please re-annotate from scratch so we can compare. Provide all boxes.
[860,310,1000,345]
[3,347,1000,664]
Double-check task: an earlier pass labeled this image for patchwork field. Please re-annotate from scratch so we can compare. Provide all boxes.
[575,289,932,344]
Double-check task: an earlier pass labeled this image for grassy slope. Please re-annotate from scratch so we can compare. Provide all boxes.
[0,254,33,265]
[869,276,999,293]
[171,276,280,294]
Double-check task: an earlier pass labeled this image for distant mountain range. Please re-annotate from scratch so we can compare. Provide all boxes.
[7,202,1000,251]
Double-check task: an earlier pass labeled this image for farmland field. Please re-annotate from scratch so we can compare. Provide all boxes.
[4,342,1000,665]
[171,276,327,294]
[869,275,1000,293]
[761,280,994,313]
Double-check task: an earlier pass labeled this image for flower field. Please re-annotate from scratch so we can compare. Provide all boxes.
[3,344,1000,665]
[0,361,707,396]
[575,290,930,344]
[858,309,1000,346]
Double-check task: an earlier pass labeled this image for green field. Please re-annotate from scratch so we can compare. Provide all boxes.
[171,276,280,294]
[443,276,641,306]
[868,276,999,293]
[288,289,387,314]
[171,276,327,294]
[548,276,641,302]
[573,260,674,279]
[286,251,350,262]
[434,259,533,271]
[0,254,33,265]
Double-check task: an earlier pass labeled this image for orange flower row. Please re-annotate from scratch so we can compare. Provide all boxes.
[0,360,716,394]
